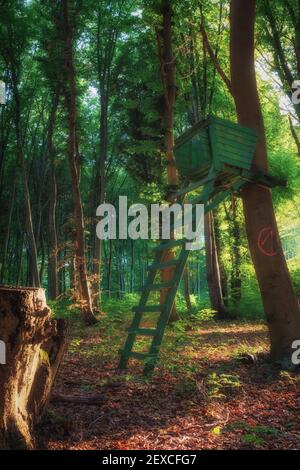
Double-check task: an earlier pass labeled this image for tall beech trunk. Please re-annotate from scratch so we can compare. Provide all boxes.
[39,233,46,284]
[130,239,135,293]
[214,208,228,305]
[188,40,225,316]
[204,212,225,317]
[59,248,67,295]
[69,251,76,291]
[16,226,25,285]
[288,115,300,156]
[0,105,12,198]
[107,239,113,298]
[183,267,192,310]
[92,20,108,306]
[12,76,40,288]
[0,286,67,449]
[223,197,242,305]
[0,179,15,283]
[230,0,300,362]
[158,0,179,322]
[62,0,97,324]
[91,90,107,309]
[48,93,59,300]
[91,3,120,307]
[230,196,242,303]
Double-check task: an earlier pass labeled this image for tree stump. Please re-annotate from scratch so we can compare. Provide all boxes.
[0,286,68,449]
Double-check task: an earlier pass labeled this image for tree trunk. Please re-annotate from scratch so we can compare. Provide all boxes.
[107,239,112,298]
[59,248,67,295]
[117,249,124,299]
[0,179,15,284]
[62,0,97,324]
[0,286,68,449]
[158,0,179,322]
[183,266,192,310]
[69,250,76,292]
[288,115,300,156]
[12,77,40,288]
[48,93,59,300]
[128,239,133,294]
[214,208,228,305]
[16,226,25,285]
[39,233,46,284]
[230,0,300,363]
[230,195,242,304]
[187,30,226,316]
[91,4,119,307]
[223,197,242,305]
[91,91,107,309]
[204,212,225,317]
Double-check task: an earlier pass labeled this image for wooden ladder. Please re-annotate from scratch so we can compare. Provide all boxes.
[118,174,246,376]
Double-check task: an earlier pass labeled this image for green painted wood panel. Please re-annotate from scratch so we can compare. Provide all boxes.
[174,115,258,180]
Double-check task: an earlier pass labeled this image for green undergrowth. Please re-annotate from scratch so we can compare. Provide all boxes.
[48,294,268,386]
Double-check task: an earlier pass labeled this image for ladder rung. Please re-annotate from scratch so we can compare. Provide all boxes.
[132,305,164,313]
[148,260,179,270]
[127,328,157,336]
[142,282,174,291]
[119,350,155,361]
[129,351,149,360]
[154,239,186,251]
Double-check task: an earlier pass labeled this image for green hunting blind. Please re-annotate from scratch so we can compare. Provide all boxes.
[174,116,258,179]
[118,115,286,377]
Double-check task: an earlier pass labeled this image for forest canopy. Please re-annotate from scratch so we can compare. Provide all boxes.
[0,0,299,315]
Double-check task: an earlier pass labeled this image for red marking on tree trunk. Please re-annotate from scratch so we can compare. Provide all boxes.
[257,226,278,257]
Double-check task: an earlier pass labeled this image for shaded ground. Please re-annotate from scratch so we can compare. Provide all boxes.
[39,305,300,450]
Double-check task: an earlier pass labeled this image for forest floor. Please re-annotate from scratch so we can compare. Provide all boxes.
[39,298,300,450]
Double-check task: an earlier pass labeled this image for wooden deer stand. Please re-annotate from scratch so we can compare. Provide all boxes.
[118,115,286,376]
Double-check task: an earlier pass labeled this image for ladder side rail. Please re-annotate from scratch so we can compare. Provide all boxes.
[118,250,163,369]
